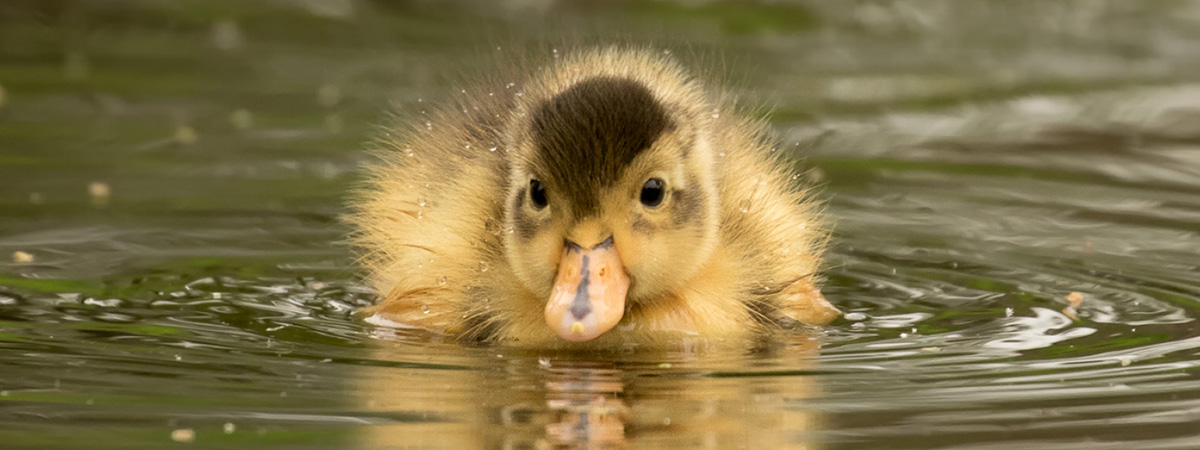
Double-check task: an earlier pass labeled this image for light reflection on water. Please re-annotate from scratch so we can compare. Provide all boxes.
[3,1,1200,449]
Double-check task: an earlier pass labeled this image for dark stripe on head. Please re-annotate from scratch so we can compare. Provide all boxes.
[671,179,704,226]
[530,76,672,219]
[511,188,545,241]
[631,213,655,235]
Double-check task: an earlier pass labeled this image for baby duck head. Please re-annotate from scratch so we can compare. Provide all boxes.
[503,57,720,343]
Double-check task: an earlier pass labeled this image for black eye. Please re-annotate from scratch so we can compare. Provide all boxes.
[529,179,548,210]
[640,178,665,207]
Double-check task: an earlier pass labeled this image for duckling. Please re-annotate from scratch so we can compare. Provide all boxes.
[350,48,839,348]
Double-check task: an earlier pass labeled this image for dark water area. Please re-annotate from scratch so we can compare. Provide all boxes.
[3,1,1200,448]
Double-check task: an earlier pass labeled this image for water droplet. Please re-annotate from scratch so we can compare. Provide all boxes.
[738,200,751,213]
[489,146,497,152]
[424,120,433,130]
[465,144,471,149]
[718,152,726,157]
[436,275,447,286]
[417,198,426,207]
[421,304,431,314]
[506,82,515,89]
[478,261,490,273]
[405,148,414,157]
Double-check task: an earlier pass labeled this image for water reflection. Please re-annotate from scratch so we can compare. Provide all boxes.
[357,331,827,449]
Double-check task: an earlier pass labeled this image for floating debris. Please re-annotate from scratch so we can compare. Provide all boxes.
[12,251,33,263]
[89,182,111,206]
[174,125,198,145]
[1066,292,1085,308]
[230,109,253,129]
[170,428,195,443]
[1063,292,1085,320]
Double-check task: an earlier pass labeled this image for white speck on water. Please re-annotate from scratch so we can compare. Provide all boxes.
[478,261,489,273]
[223,423,236,434]
[538,357,551,368]
[12,251,33,263]
[1005,307,1014,317]
[171,428,195,443]
[174,354,182,361]
[844,312,867,321]
[489,146,497,152]
[421,304,430,314]
[417,198,427,207]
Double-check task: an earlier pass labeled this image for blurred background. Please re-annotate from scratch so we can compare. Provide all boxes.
[2,1,1200,449]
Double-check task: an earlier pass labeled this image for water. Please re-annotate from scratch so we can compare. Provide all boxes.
[3,1,1200,448]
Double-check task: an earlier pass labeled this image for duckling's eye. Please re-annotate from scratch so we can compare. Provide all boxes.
[529,179,548,210]
[640,178,665,208]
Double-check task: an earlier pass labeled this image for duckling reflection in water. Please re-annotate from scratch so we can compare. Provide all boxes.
[354,333,827,449]
[350,47,840,348]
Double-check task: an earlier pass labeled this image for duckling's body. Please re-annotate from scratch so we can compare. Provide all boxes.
[351,48,839,348]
